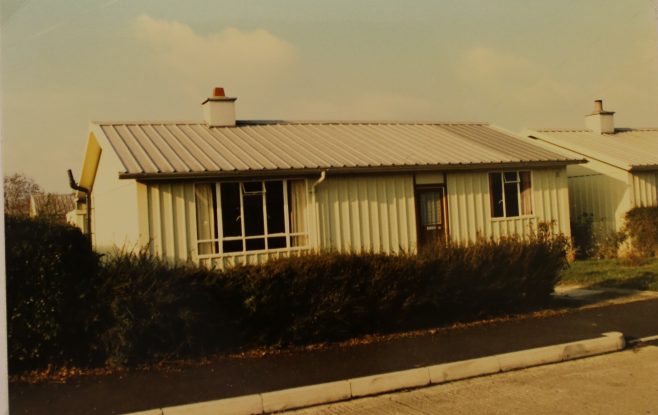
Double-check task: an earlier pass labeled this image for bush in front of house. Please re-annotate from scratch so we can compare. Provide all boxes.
[571,213,595,259]
[96,250,247,367]
[222,232,568,347]
[5,216,100,372]
[6,224,568,372]
[570,213,627,259]
[625,206,658,257]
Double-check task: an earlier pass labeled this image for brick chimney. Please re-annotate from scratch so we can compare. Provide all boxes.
[585,99,615,134]
[202,87,237,127]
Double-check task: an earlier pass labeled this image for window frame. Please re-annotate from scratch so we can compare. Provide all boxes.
[194,179,310,257]
[488,170,534,219]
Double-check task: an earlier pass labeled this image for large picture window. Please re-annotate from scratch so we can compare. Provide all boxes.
[489,171,532,218]
[195,179,309,256]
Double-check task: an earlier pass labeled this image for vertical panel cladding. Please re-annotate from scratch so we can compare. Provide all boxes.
[448,168,570,243]
[568,172,630,232]
[315,175,415,254]
[145,182,196,262]
[149,185,162,256]
[632,172,658,208]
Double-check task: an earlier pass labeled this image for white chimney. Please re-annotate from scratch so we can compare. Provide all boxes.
[585,99,615,134]
[202,87,237,127]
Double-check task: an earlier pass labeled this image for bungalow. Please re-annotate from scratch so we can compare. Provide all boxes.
[29,193,76,224]
[70,88,581,267]
[524,100,658,233]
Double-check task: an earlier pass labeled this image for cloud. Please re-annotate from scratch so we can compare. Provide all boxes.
[134,15,297,88]
[454,46,578,109]
[456,47,537,84]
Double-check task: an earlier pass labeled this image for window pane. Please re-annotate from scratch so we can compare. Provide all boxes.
[489,173,504,218]
[221,182,242,237]
[243,193,265,236]
[195,184,218,255]
[288,180,308,246]
[268,236,286,249]
[504,181,520,217]
[504,172,518,183]
[265,181,285,234]
[420,191,442,225]
[246,238,265,251]
[242,182,263,194]
[520,171,532,215]
[223,240,243,253]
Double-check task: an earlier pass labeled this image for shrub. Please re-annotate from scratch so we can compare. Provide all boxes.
[96,250,245,367]
[570,213,626,259]
[5,216,99,372]
[625,207,658,257]
[571,213,595,258]
[7,227,568,372]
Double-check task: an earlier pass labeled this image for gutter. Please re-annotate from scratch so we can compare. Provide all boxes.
[119,160,584,181]
[67,169,92,242]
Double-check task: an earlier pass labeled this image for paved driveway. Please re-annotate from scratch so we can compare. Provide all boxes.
[285,344,658,415]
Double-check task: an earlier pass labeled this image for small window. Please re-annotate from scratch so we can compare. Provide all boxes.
[489,171,532,218]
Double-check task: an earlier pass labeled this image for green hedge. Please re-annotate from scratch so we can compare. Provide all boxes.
[625,207,658,257]
[6,217,568,371]
[5,216,100,372]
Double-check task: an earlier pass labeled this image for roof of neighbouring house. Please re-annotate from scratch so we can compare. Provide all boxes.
[525,128,658,171]
[92,120,583,179]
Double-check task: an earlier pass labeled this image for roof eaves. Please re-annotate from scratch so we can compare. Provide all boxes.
[120,159,583,181]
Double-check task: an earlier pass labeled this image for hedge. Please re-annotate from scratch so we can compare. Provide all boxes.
[625,206,658,257]
[5,216,100,372]
[6,217,569,372]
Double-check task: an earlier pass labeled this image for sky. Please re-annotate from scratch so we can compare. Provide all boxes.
[1,0,657,192]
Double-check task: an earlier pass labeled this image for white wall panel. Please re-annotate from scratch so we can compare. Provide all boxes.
[632,172,658,208]
[315,175,417,254]
[446,167,571,243]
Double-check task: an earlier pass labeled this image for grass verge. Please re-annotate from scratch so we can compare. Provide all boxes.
[560,257,658,291]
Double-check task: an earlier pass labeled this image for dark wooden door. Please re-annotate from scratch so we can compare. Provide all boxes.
[416,186,447,248]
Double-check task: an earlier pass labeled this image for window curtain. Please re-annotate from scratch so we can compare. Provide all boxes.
[519,171,532,215]
[420,191,442,225]
[288,180,308,246]
[195,184,216,255]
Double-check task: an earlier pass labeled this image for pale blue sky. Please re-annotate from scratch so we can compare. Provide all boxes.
[2,0,657,192]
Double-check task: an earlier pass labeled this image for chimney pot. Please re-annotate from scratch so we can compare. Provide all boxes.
[213,87,226,97]
[594,99,603,113]
[585,99,615,134]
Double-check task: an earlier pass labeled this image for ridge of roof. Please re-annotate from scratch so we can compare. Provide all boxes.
[92,120,490,127]
[531,127,658,133]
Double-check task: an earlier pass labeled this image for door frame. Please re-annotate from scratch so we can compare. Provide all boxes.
[414,183,449,248]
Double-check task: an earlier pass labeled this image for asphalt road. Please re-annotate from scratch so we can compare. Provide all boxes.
[285,343,658,415]
[10,297,658,415]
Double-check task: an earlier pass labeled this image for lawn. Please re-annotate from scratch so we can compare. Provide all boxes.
[559,257,658,291]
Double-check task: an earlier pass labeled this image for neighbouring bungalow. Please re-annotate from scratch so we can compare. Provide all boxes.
[70,88,581,268]
[524,100,658,234]
[29,193,76,224]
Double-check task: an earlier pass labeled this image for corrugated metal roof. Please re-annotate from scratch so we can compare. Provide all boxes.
[95,121,581,178]
[527,128,658,171]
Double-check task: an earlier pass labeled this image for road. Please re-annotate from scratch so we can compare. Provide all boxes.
[285,344,658,415]
[9,295,658,414]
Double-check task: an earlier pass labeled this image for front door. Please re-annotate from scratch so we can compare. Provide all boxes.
[416,186,447,248]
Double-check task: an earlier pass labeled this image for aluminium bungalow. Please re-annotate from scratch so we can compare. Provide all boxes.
[70,88,581,268]
[524,100,658,234]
